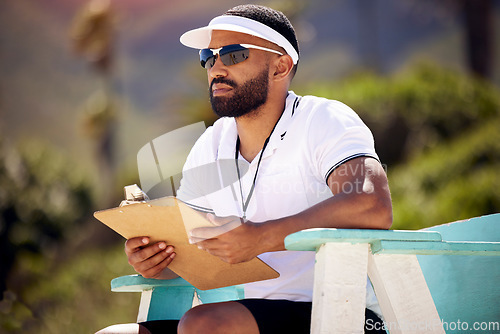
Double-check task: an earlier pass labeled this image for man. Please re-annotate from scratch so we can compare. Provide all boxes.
[97,4,392,334]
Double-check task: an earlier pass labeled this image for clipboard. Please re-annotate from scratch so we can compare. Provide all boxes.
[94,196,279,290]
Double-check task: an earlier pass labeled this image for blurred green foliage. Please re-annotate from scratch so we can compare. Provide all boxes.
[0,139,88,330]
[308,62,500,163]
[1,244,138,333]
[303,62,500,228]
[0,139,93,289]
[390,118,500,229]
[0,139,139,333]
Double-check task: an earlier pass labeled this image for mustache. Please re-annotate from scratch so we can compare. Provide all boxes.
[210,77,237,92]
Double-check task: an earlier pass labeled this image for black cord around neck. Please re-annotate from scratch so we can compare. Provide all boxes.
[234,110,285,219]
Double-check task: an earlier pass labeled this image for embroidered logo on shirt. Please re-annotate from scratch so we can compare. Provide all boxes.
[280,132,287,140]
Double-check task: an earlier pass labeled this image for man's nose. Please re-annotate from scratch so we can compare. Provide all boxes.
[209,54,228,78]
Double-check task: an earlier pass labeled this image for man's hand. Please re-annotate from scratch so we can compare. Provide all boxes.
[125,237,176,279]
[189,214,268,264]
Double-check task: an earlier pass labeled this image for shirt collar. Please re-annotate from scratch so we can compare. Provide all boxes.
[263,91,299,159]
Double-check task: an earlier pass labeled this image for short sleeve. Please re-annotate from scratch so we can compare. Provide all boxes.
[306,99,379,183]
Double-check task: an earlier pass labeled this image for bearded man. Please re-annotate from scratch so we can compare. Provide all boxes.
[97,4,392,334]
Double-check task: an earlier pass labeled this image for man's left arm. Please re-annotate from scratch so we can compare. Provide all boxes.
[192,156,392,264]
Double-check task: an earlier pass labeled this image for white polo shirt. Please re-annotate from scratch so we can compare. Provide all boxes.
[177,91,381,314]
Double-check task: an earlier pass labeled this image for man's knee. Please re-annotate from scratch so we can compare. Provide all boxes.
[179,303,236,333]
[178,302,259,334]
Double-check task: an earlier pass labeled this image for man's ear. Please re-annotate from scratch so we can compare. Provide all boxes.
[272,55,294,81]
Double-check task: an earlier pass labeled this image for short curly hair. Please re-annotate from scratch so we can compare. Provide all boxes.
[224,4,299,75]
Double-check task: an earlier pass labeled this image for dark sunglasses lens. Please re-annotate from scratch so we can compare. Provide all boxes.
[220,48,249,67]
[200,49,215,69]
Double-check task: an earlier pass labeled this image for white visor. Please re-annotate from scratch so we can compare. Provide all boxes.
[180,15,299,65]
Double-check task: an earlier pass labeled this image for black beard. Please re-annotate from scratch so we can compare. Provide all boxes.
[209,67,269,118]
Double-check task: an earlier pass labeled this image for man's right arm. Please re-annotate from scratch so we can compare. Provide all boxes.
[124,236,178,279]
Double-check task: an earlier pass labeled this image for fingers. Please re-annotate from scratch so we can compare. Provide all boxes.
[195,239,242,264]
[125,236,150,255]
[137,249,176,279]
[196,239,223,254]
[125,237,176,279]
[189,215,242,243]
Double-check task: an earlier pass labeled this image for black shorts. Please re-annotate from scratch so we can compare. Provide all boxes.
[140,299,385,333]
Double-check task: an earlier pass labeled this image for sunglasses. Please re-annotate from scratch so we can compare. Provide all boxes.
[199,44,284,69]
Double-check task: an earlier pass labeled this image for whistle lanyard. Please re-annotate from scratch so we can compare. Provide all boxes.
[234,114,282,220]
[233,97,299,219]
[234,136,269,220]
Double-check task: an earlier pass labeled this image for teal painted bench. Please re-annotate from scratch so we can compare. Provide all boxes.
[111,275,244,322]
[110,214,500,333]
[417,216,500,333]
[285,214,500,333]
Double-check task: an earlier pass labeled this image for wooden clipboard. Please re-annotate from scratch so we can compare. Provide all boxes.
[94,197,279,290]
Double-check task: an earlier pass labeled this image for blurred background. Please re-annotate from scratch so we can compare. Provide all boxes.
[1,0,499,332]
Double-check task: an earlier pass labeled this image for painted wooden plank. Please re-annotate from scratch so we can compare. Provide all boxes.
[111,275,193,292]
[372,240,500,256]
[196,286,244,304]
[137,289,153,323]
[113,275,245,321]
[419,254,500,331]
[311,243,369,334]
[419,215,500,330]
[285,229,442,251]
[146,286,195,321]
[424,213,500,242]
[135,285,197,322]
[367,253,445,334]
